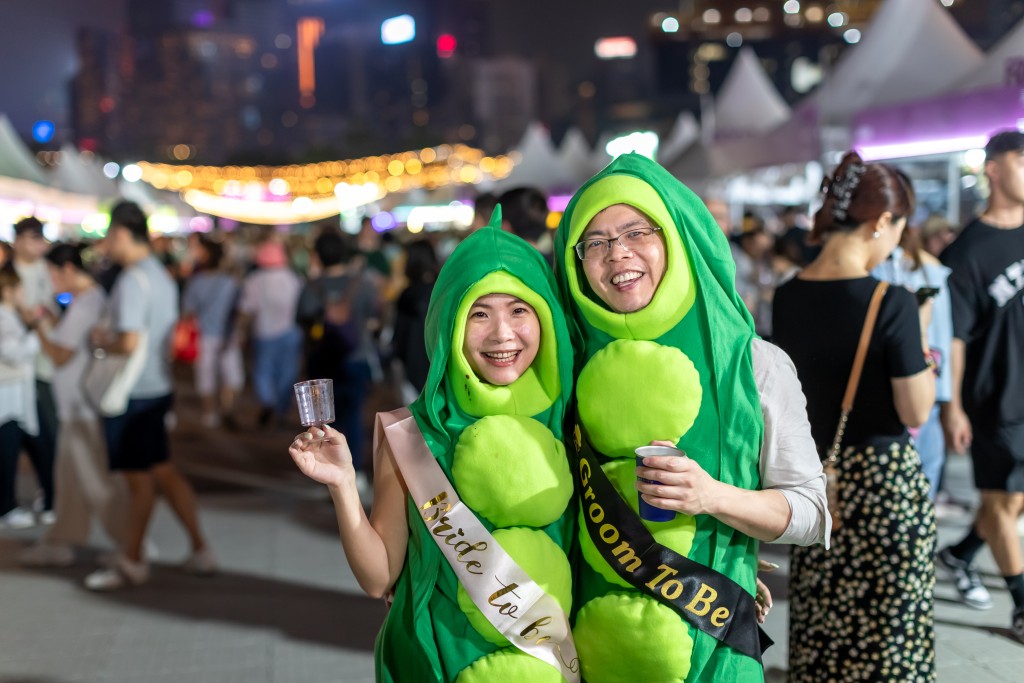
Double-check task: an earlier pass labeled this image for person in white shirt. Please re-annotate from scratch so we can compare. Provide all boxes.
[11,217,57,520]
[238,240,302,427]
[19,244,128,566]
[0,266,40,529]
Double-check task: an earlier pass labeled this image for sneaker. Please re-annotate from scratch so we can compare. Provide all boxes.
[937,547,993,610]
[181,548,217,576]
[19,542,74,567]
[0,507,36,529]
[1012,606,1024,642]
[85,554,149,591]
[39,510,57,525]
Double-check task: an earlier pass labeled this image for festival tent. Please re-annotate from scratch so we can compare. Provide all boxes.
[808,0,982,126]
[656,111,699,167]
[49,145,118,198]
[558,127,596,185]
[0,115,47,185]
[0,116,101,229]
[589,130,618,177]
[488,122,579,193]
[675,0,985,181]
[667,47,795,182]
[714,47,791,137]
[952,17,1024,91]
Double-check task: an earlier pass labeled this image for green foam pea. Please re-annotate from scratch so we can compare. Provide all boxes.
[577,340,702,458]
[456,649,563,683]
[574,593,694,683]
[452,415,572,528]
[456,527,572,646]
[578,459,696,587]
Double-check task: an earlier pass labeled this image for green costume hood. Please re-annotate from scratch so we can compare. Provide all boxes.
[376,219,577,683]
[553,154,765,683]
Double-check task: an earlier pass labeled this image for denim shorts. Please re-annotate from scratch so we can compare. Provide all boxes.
[103,394,174,472]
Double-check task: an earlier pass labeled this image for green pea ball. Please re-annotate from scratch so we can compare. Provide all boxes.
[577,340,702,458]
[574,593,694,683]
[578,459,696,588]
[456,527,572,646]
[456,649,564,683]
[452,415,573,528]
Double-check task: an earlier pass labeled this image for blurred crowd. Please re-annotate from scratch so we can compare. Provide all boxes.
[2,133,1022,676]
[0,180,968,550]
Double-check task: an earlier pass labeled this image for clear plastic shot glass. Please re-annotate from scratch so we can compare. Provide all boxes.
[294,379,335,429]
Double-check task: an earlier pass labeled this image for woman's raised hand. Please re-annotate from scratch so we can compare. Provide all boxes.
[288,426,356,489]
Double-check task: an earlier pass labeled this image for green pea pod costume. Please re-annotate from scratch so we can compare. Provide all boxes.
[375,222,578,682]
[553,154,765,683]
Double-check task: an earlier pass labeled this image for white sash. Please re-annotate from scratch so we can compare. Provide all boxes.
[377,408,580,682]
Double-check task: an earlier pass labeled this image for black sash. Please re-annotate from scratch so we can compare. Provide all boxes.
[573,431,772,662]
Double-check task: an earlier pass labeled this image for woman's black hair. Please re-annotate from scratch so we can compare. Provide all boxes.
[404,239,439,283]
[45,242,89,272]
[0,262,21,291]
[195,235,225,271]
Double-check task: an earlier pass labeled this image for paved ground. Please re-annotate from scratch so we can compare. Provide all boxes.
[2,376,1023,682]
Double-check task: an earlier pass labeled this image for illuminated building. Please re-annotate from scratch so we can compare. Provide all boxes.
[650,0,886,107]
[66,0,1018,166]
[70,28,119,153]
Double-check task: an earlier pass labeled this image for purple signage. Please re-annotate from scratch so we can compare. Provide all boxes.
[853,85,1024,160]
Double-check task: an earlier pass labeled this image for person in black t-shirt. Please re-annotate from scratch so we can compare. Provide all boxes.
[938,130,1024,639]
[773,151,937,682]
[296,231,381,494]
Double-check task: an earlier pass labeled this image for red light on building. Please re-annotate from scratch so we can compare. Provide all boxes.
[79,138,98,152]
[99,96,115,113]
[437,33,457,58]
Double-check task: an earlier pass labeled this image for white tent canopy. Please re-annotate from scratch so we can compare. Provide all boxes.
[490,122,579,193]
[657,111,700,166]
[49,145,118,198]
[714,47,791,137]
[809,0,982,125]
[0,115,47,185]
[665,49,792,180]
[954,17,1024,91]
[558,127,596,186]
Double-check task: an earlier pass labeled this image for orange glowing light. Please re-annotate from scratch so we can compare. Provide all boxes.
[297,18,325,102]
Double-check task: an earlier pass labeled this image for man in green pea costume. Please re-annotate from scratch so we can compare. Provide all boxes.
[373,224,579,682]
[554,154,801,683]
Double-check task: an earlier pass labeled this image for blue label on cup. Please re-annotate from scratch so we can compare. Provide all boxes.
[636,454,676,522]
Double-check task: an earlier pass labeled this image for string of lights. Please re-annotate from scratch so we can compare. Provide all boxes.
[136,144,515,224]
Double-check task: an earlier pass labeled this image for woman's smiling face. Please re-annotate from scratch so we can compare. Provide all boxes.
[462,293,541,385]
[579,204,667,313]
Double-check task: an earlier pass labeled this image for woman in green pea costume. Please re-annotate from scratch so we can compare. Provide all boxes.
[289,221,578,682]
[554,154,829,683]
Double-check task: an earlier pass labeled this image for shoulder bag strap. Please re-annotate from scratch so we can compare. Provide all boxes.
[826,281,889,464]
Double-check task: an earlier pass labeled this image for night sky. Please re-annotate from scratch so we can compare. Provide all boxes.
[0,0,684,137]
[0,0,125,134]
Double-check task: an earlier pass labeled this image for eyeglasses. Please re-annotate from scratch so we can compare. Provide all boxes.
[574,226,662,260]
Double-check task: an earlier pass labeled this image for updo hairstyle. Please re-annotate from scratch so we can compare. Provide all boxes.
[810,151,914,244]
